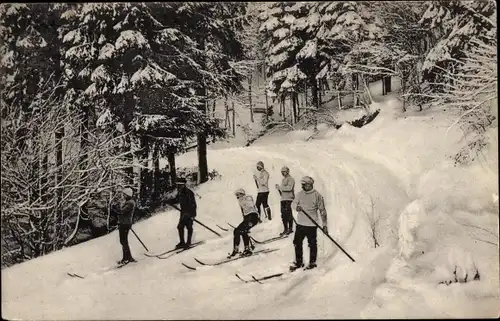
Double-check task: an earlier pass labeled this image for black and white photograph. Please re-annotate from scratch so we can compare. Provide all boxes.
[1,1,498,319]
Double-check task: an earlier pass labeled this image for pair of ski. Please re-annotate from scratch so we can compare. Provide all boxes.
[235,265,315,284]
[144,241,204,259]
[217,222,291,245]
[181,248,279,271]
[67,258,140,279]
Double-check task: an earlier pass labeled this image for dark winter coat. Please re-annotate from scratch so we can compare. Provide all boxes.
[119,199,135,225]
[178,187,197,218]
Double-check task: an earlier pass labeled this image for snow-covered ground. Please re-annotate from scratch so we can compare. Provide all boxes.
[2,94,498,319]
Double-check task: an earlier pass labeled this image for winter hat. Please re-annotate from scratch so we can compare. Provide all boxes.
[234,188,246,196]
[122,187,134,197]
[176,177,187,185]
[300,176,314,185]
[256,161,264,168]
[281,166,290,173]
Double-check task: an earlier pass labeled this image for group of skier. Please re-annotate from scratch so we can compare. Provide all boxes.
[115,160,329,270]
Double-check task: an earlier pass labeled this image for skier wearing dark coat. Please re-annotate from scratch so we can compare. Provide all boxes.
[118,187,136,264]
[175,177,197,249]
[275,166,295,236]
[290,176,328,271]
[228,188,259,258]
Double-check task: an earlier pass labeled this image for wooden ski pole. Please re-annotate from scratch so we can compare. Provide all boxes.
[299,209,355,262]
[130,228,149,252]
[168,203,222,237]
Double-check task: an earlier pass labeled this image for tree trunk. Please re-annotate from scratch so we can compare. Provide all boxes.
[197,37,208,184]
[232,101,236,136]
[54,125,64,244]
[197,131,208,184]
[265,89,269,123]
[152,143,160,200]
[248,75,254,123]
[318,79,322,108]
[139,135,150,205]
[384,76,392,94]
[224,96,229,128]
[282,95,286,122]
[402,78,407,112]
[292,92,297,124]
[352,74,359,106]
[79,107,89,219]
[310,77,319,109]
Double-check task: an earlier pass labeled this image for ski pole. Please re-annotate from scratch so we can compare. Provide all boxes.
[130,228,149,252]
[299,209,355,262]
[193,218,222,237]
[168,203,222,237]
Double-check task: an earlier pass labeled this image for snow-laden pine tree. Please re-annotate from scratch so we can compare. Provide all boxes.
[162,2,247,183]
[419,0,496,92]
[369,1,429,110]
[258,2,315,110]
[316,1,384,106]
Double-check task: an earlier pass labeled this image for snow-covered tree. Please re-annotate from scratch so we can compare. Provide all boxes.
[258,1,315,116]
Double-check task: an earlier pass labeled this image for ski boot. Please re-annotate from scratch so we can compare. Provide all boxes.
[183,242,192,249]
[305,262,317,270]
[289,261,304,272]
[241,246,253,257]
[279,230,288,237]
[227,247,240,259]
[175,242,186,249]
[287,228,294,235]
[117,259,128,265]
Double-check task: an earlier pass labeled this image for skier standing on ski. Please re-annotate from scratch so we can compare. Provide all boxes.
[253,161,271,222]
[175,177,197,249]
[118,187,136,265]
[290,176,328,271]
[229,188,259,258]
[275,166,295,236]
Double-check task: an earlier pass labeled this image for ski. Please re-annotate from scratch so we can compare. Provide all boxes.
[157,241,205,260]
[182,263,197,270]
[227,222,236,229]
[193,248,279,267]
[234,272,285,283]
[250,234,289,245]
[67,272,84,279]
[145,241,204,258]
[245,265,316,283]
[216,224,229,232]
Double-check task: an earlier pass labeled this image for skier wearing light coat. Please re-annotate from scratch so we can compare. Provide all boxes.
[253,161,271,222]
[229,188,259,258]
[275,166,295,236]
[290,176,328,270]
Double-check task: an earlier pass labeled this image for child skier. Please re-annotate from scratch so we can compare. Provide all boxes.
[229,188,259,258]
